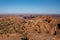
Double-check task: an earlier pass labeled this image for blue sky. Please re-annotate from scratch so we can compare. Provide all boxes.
[0,0,60,14]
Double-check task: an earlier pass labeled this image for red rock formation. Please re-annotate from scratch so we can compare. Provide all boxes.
[0,15,60,40]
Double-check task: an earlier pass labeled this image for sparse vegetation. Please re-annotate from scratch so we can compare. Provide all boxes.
[0,15,60,40]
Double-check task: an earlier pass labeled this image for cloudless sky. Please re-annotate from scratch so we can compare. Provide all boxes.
[0,0,60,14]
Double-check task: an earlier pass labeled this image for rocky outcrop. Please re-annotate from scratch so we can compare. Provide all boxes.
[0,15,60,40]
[24,16,58,35]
